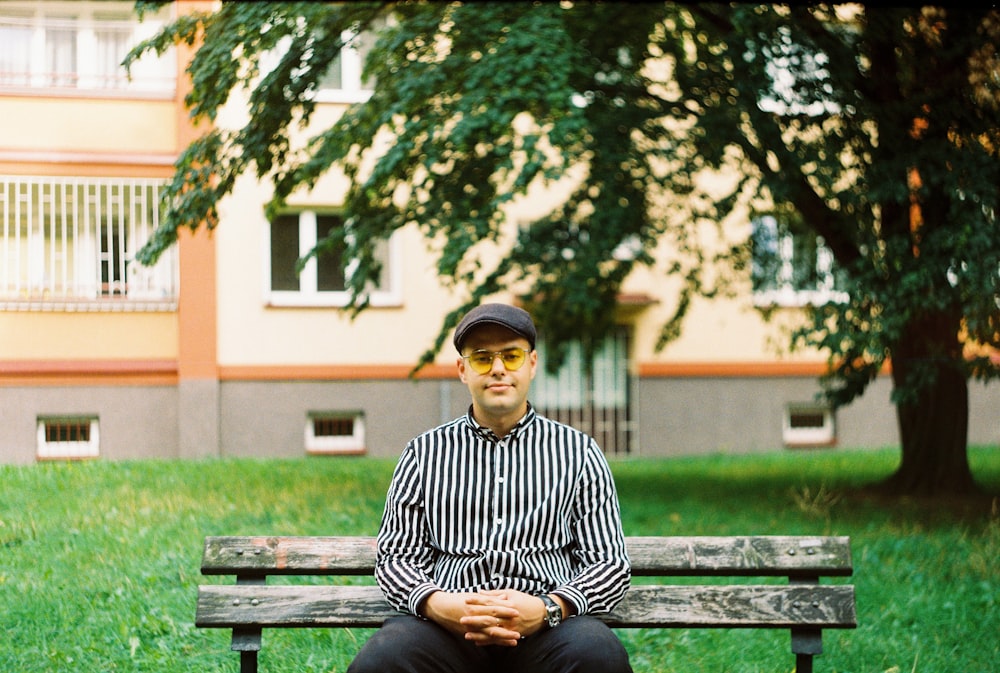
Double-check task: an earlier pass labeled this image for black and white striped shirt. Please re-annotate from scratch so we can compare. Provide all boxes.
[375,405,631,617]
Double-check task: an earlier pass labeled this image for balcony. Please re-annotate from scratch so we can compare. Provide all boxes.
[1,175,177,312]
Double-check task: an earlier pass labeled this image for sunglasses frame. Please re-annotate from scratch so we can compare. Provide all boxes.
[461,347,532,374]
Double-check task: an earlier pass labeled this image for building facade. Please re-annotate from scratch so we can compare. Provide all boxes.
[1,1,996,464]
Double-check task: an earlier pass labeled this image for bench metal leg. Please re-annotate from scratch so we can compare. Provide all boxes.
[239,650,258,673]
[792,627,822,673]
[232,627,262,673]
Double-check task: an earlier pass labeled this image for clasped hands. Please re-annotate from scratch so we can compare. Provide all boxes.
[421,588,546,647]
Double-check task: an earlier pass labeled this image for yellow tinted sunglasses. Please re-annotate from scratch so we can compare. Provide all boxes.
[462,347,531,374]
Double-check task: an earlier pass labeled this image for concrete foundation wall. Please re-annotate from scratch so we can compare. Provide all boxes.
[1,375,996,463]
[0,385,179,464]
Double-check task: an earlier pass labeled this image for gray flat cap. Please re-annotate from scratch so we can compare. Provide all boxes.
[453,303,537,351]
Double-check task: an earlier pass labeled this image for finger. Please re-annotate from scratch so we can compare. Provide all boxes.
[464,605,520,621]
[465,625,521,647]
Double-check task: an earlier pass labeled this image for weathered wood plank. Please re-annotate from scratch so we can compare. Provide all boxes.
[626,536,853,577]
[197,585,395,629]
[196,583,856,630]
[202,536,378,576]
[201,536,852,577]
[605,584,856,628]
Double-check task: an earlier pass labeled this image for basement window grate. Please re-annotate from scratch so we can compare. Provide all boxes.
[305,412,366,455]
[783,404,835,448]
[37,416,100,460]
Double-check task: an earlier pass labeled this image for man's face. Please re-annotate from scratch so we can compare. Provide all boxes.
[457,324,537,427]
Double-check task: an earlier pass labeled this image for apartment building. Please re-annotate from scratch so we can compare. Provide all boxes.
[1,1,996,464]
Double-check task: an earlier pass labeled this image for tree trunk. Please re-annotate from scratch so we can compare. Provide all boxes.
[884,311,978,496]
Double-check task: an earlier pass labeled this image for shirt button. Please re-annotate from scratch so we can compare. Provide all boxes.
[498,476,505,483]
[495,518,503,525]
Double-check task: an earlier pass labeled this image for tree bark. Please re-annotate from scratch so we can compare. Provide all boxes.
[884,311,978,496]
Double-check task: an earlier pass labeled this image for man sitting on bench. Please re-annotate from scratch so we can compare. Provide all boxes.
[348,303,633,673]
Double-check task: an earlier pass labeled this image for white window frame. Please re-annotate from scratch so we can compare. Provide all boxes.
[316,15,388,104]
[783,404,836,448]
[263,210,402,308]
[0,1,175,95]
[37,415,100,460]
[305,412,366,455]
[260,16,386,106]
[751,214,848,308]
[314,26,376,104]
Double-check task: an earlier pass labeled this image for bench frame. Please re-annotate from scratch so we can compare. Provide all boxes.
[196,535,856,673]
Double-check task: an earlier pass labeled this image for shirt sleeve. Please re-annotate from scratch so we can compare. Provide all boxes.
[552,439,631,615]
[373,443,441,615]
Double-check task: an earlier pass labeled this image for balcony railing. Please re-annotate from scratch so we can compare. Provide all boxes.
[0,176,177,311]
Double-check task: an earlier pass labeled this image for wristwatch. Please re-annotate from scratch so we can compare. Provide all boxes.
[538,594,563,628]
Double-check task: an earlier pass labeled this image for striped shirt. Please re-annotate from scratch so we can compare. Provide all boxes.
[375,405,631,617]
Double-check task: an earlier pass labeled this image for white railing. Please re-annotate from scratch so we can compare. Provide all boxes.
[533,330,634,455]
[0,176,177,311]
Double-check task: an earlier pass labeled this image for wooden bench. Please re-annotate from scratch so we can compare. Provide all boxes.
[196,535,856,673]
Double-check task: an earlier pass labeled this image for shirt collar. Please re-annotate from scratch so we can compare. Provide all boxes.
[464,403,536,442]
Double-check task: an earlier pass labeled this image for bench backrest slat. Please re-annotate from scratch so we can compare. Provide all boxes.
[202,535,852,578]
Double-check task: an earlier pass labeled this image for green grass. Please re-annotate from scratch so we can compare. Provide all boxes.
[1,447,997,672]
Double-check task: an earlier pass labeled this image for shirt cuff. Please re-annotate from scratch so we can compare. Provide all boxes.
[408,582,442,617]
[553,587,586,616]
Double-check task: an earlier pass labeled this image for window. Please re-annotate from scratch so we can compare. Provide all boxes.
[265,211,400,308]
[315,17,386,103]
[305,412,365,454]
[751,214,848,307]
[0,176,178,310]
[37,416,99,460]
[0,1,175,94]
[783,404,836,448]
[532,328,633,455]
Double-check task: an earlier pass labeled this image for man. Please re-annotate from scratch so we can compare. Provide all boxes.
[348,303,633,673]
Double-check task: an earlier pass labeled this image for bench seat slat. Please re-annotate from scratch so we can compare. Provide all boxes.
[196,583,856,630]
[201,535,852,578]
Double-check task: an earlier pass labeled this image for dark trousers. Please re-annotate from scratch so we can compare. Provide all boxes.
[347,614,633,673]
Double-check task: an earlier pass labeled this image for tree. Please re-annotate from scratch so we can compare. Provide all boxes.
[129,2,1000,496]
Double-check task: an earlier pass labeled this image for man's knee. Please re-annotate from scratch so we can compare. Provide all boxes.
[532,617,632,673]
[347,616,473,673]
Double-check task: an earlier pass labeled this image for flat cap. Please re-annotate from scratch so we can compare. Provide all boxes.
[453,303,537,351]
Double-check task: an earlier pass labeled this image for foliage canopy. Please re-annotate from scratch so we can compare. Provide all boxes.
[130,2,1000,493]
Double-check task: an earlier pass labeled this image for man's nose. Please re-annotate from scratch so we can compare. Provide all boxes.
[489,353,506,374]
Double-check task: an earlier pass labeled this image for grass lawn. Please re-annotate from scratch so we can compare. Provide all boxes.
[1,446,997,672]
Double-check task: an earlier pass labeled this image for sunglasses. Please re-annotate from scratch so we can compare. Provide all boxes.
[462,347,532,374]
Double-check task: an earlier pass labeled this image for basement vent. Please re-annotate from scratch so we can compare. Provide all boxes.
[783,404,835,448]
[37,416,100,460]
[305,412,365,455]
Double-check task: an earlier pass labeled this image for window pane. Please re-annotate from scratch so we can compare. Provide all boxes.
[319,51,344,90]
[270,214,301,291]
[316,214,346,292]
[46,20,77,88]
[751,215,781,292]
[0,14,31,85]
[93,17,132,89]
[354,21,381,89]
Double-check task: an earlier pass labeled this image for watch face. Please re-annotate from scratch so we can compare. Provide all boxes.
[540,595,562,627]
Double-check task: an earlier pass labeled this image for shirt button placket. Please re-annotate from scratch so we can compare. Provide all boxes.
[493,438,507,529]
